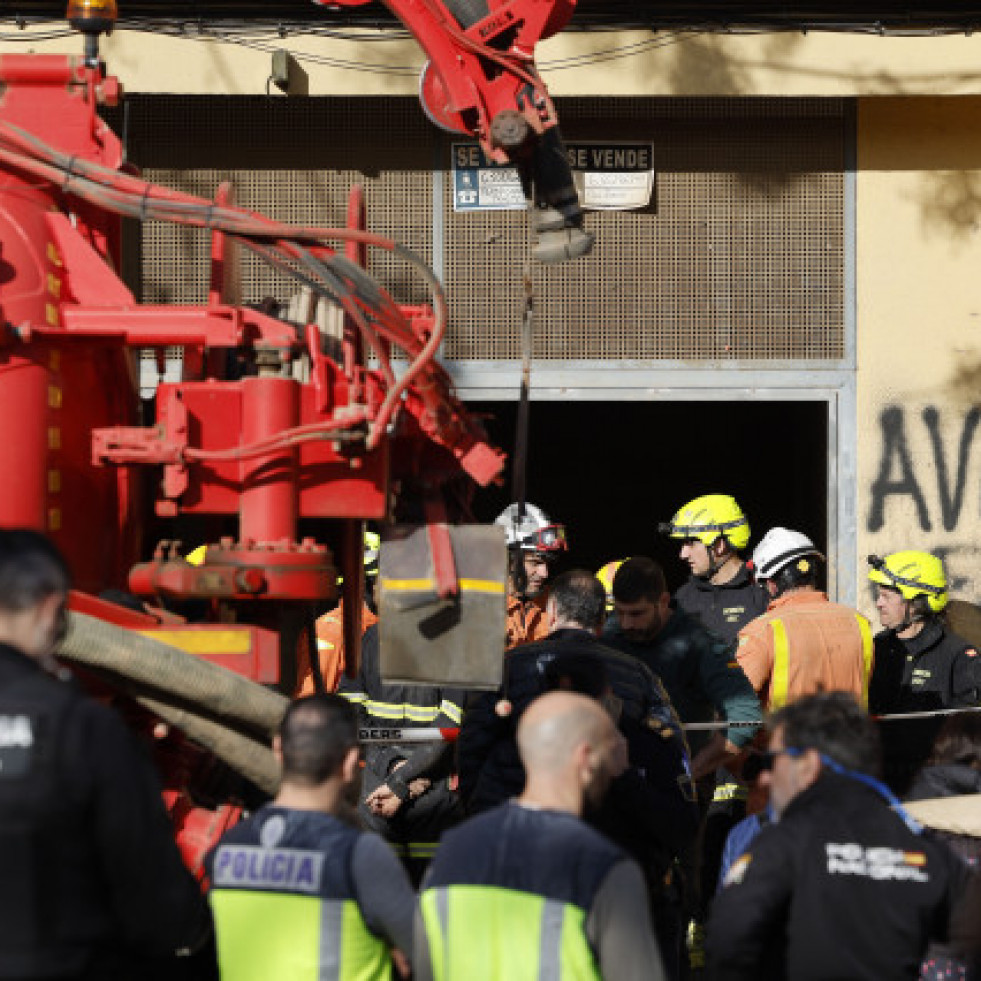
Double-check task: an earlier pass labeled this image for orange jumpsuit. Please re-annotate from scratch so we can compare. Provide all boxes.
[295,599,379,695]
[505,594,550,650]
[735,590,873,711]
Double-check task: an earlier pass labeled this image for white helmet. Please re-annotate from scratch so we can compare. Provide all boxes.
[752,527,823,580]
[494,503,568,553]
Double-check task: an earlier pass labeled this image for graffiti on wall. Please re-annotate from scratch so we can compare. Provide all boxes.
[867,405,981,598]
[868,405,981,533]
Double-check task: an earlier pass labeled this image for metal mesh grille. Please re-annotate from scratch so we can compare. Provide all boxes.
[139,168,433,309]
[114,96,435,310]
[112,95,845,362]
[442,97,846,360]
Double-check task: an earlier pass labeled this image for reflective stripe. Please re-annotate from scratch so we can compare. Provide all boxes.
[319,900,343,981]
[538,900,564,981]
[856,614,873,709]
[435,887,450,981]
[769,615,873,711]
[770,619,790,710]
[440,699,463,724]
[381,577,505,595]
[367,701,439,722]
[669,516,747,536]
[712,781,749,803]
[458,578,507,595]
[406,842,440,859]
[344,698,463,725]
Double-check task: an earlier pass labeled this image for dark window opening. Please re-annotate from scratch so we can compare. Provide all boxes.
[470,399,828,594]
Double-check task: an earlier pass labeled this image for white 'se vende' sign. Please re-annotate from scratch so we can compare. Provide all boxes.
[452,142,655,213]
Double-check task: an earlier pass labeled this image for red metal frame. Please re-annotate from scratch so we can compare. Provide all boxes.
[0,49,509,871]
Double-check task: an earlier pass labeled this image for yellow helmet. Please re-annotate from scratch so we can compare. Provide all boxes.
[867,551,948,613]
[661,494,750,551]
[185,545,208,566]
[363,530,381,577]
[596,559,628,612]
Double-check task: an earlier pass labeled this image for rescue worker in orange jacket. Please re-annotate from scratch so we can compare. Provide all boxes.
[736,527,873,711]
[295,531,380,695]
[495,503,568,649]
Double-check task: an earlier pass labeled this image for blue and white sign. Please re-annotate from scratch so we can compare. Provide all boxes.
[452,144,525,212]
[452,142,655,213]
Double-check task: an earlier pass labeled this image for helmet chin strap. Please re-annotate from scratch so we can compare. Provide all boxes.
[700,538,728,580]
[895,603,927,634]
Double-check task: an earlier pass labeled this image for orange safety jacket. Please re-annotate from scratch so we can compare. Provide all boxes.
[735,590,873,711]
[506,594,550,650]
[295,599,379,695]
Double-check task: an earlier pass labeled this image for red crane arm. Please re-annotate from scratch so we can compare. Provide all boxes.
[316,0,594,262]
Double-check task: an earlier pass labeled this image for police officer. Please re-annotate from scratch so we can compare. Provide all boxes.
[206,694,415,980]
[661,494,767,641]
[707,692,969,980]
[457,569,697,977]
[495,502,569,648]
[868,550,981,794]
[417,691,665,981]
[0,529,211,980]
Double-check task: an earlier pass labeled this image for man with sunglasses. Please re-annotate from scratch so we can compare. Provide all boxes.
[707,692,968,981]
[0,530,212,979]
[494,502,569,649]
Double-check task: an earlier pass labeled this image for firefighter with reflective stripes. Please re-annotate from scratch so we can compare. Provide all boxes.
[339,623,464,885]
[416,691,665,981]
[735,528,873,710]
[206,694,415,981]
[868,550,981,794]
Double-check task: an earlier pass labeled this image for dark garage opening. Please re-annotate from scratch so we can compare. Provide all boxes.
[469,399,829,594]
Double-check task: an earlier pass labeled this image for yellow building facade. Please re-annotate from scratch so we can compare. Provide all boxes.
[5,23,981,614]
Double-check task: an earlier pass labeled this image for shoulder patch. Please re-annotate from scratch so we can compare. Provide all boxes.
[0,714,35,779]
[724,852,752,887]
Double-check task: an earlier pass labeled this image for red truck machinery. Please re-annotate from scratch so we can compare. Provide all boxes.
[0,0,589,871]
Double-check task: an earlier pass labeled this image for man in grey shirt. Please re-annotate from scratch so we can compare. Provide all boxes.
[416,691,665,981]
[206,694,415,978]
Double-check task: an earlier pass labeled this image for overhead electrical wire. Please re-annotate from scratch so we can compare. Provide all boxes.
[2,15,977,77]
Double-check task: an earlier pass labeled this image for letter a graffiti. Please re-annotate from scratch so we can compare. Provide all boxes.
[868,407,931,532]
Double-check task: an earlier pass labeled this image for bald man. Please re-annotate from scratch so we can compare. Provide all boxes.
[416,692,665,981]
